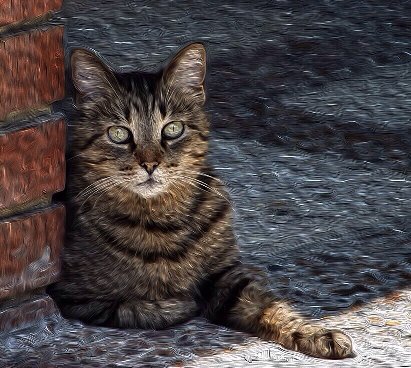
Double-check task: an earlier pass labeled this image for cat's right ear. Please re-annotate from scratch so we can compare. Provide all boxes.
[71,48,116,100]
[162,43,206,104]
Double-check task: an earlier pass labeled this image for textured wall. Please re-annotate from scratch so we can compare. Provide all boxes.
[0,206,64,300]
[0,28,64,121]
[0,0,63,27]
[0,0,65,333]
[0,119,66,213]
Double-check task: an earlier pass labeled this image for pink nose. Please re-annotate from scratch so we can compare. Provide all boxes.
[140,162,159,175]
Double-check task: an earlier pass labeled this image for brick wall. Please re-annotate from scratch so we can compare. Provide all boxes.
[0,0,65,331]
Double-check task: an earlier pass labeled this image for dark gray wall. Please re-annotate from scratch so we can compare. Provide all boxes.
[55,0,411,171]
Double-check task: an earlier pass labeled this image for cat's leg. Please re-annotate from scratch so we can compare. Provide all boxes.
[200,262,354,359]
[47,283,120,325]
[49,285,199,329]
[55,297,120,325]
[109,297,200,329]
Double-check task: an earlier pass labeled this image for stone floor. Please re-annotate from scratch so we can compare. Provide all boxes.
[1,0,410,367]
[0,288,410,367]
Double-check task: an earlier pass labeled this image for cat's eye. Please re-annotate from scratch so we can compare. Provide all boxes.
[108,126,131,143]
[162,121,184,140]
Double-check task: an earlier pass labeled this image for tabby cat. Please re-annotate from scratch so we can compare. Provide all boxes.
[47,43,354,359]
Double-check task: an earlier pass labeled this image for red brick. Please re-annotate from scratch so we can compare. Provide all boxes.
[0,0,63,27]
[0,27,64,120]
[0,294,58,331]
[0,205,65,300]
[0,118,66,213]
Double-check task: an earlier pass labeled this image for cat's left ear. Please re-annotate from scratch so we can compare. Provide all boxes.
[163,43,206,104]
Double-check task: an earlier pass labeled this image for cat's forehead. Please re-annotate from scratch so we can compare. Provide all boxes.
[128,98,166,139]
[109,70,203,140]
[120,73,168,138]
[123,73,158,108]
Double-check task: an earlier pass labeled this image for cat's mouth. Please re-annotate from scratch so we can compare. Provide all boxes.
[133,177,168,199]
[138,177,157,186]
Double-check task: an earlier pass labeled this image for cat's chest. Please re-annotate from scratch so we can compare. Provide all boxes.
[121,255,203,299]
[75,205,235,299]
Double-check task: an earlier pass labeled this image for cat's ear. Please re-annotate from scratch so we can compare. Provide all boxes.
[71,48,117,100]
[163,43,206,104]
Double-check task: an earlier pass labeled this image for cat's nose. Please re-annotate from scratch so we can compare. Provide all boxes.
[141,161,159,175]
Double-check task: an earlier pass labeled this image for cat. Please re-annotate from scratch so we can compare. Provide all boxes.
[47,43,354,360]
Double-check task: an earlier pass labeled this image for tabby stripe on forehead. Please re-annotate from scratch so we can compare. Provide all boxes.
[158,100,166,118]
[150,93,156,113]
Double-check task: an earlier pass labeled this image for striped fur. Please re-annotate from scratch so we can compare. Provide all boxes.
[47,43,353,359]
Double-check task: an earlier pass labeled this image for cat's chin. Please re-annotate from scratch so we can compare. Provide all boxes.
[131,179,168,199]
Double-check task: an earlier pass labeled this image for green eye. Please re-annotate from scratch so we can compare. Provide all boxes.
[108,126,130,143]
[162,121,184,140]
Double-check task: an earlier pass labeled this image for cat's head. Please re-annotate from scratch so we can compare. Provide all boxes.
[71,43,209,199]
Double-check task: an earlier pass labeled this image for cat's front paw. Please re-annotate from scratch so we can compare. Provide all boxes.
[295,328,354,359]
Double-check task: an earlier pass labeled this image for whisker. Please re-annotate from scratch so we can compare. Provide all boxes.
[177,175,232,203]
[184,170,227,186]
[167,181,220,232]
[179,178,223,201]
[76,176,119,199]
[173,175,235,213]
[91,177,133,209]
[76,175,133,211]
[176,170,236,200]
[78,180,121,211]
